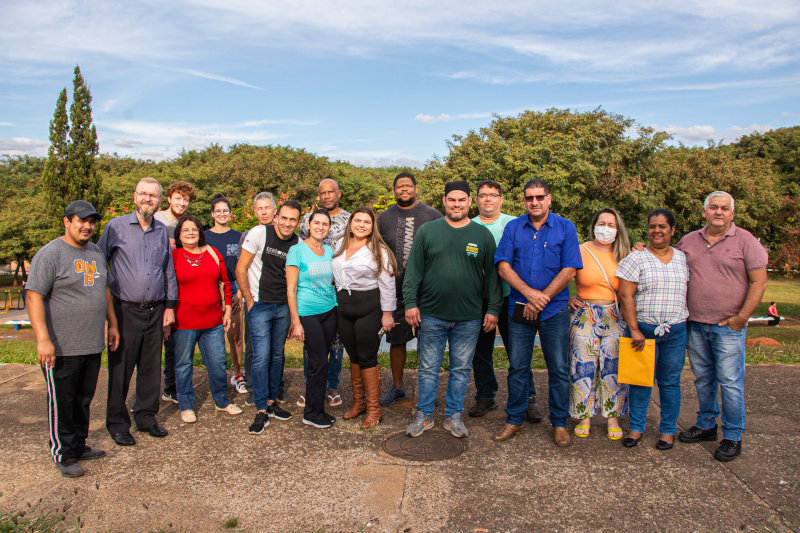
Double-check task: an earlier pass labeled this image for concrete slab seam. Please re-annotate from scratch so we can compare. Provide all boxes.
[0,367,39,386]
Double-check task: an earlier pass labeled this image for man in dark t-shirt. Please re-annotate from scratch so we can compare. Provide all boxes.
[376,172,443,406]
[236,200,302,435]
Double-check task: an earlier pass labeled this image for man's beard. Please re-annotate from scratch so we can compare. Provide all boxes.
[137,204,155,219]
[395,197,415,208]
[446,210,468,222]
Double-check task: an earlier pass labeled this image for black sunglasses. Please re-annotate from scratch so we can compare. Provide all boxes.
[524,194,547,203]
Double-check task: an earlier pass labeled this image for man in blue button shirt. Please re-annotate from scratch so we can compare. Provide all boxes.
[493,178,582,446]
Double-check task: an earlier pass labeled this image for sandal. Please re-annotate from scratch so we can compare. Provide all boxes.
[296,395,305,408]
[574,422,591,438]
[327,391,342,407]
[607,427,623,440]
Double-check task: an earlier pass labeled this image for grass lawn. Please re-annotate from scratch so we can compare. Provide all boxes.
[1,276,798,369]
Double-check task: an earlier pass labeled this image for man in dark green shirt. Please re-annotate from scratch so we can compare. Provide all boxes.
[403,181,502,438]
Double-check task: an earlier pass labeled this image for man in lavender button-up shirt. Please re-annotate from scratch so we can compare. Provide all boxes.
[97,177,178,445]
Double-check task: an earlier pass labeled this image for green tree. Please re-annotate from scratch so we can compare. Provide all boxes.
[730,126,800,196]
[41,66,103,220]
[41,88,69,213]
[420,108,669,241]
[0,195,57,284]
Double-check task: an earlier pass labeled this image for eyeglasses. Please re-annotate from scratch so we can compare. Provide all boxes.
[135,191,161,200]
[477,193,501,200]
[180,228,199,234]
[524,195,548,203]
[212,210,231,215]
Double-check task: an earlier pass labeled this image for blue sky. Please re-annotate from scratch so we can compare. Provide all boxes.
[1,0,799,168]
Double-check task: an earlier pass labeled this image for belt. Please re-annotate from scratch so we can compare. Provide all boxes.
[113,296,163,310]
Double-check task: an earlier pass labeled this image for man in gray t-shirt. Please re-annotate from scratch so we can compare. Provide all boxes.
[27,200,120,478]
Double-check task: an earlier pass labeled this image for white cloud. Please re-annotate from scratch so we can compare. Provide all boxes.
[415,113,486,124]
[782,111,800,118]
[347,157,425,169]
[0,137,48,156]
[114,138,143,148]
[661,125,718,144]
[164,67,264,91]
[725,124,773,140]
[0,122,13,126]
[241,119,319,126]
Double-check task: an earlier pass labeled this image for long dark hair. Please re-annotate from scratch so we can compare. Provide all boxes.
[332,206,397,277]
[174,215,206,249]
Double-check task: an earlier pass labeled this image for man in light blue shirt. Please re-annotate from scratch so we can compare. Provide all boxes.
[468,180,536,420]
[494,178,582,446]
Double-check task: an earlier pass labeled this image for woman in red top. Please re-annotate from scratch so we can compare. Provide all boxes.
[172,215,241,423]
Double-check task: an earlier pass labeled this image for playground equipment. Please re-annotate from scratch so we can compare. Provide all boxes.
[0,285,25,315]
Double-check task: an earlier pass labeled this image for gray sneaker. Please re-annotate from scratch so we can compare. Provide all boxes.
[380,383,408,406]
[406,411,434,437]
[56,460,84,478]
[245,392,255,406]
[444,413,469,438]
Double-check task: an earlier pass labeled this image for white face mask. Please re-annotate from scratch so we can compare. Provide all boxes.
[594,225,617,244]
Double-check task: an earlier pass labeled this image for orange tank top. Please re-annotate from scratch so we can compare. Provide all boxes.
[575,245,619,300]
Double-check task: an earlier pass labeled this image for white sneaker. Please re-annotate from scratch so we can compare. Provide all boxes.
[231,375,247,394]
[216,403,243,415]
[181,410,197,423]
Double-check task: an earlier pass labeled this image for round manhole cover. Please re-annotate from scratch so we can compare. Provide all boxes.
[381,430,467,462]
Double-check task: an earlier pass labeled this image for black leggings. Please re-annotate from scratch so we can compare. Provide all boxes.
[336,288,383,370]
[300,308,338,420]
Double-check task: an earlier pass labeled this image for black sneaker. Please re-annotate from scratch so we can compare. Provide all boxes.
[245,392,255,406]
[468,399,498,418]
[276,387,291,403]
[679,425,718,443]
[303,412,336,428]
[161,390,178,404]
[267,403,293,420]
[525,398,542,424]
[248,412,269,435]
[714,439,742,462]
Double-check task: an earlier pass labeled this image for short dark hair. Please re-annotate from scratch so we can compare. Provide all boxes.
[278,199,303,218]
[477,179,502,196]
[309,208,331,225]
[647,208,676,229]
[174,215,206,248]
[210,194,231,212]
[523,178,549,195]
[394,172,416,187]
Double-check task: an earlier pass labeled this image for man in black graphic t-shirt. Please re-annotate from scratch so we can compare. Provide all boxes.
[376,172,443,406]
[236,200,302,435]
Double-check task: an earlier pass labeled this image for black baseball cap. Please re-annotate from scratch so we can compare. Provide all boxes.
[64,200,101,221]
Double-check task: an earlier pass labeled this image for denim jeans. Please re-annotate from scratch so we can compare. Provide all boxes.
[302,336,344,391]
[416,313,481,417]
[506,304,571,427]
[248,302,292,411]
[687,321,747,441]
[172,324,230,412]
[627,321,687,435]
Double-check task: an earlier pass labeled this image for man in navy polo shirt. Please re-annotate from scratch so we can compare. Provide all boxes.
[493,178,582,446]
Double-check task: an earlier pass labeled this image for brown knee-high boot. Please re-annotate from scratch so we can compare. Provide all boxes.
[344,364,366,419]
[361,365,383,429]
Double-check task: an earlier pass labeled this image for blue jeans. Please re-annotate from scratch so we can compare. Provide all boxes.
[172,324,230,412]
[302,336,344,391]
[507,304,570,427]
[248,302,292,411]
[627,321,687,435]
[687,321,747,441]
[416,313,481,417]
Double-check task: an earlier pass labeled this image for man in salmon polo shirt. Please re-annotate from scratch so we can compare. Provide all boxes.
[676,191,768,462]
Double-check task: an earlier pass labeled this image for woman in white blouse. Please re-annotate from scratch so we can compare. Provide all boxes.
[616,208,689,451]
[332,206,398,429]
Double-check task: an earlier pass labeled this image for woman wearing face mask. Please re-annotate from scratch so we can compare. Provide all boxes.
[332,207,397,429]
[568,208,631,440]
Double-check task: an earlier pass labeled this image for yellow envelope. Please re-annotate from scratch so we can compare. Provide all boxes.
[618,337,656,387]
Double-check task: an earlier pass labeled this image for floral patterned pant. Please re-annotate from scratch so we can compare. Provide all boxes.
[568,304,628,419]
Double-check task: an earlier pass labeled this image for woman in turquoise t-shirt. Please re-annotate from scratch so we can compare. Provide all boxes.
[287,209,338,429]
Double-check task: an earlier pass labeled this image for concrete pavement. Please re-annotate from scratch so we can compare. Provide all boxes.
[0,363,797,532]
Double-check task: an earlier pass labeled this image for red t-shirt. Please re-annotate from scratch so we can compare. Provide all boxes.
[172,247,233,330]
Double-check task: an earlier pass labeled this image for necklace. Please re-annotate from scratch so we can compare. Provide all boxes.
[182,250,203,267]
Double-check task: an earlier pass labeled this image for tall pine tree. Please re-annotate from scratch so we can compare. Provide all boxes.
[41,66,104,219]
[41,88,69,216]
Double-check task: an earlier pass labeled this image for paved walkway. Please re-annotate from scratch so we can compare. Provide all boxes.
[0,363,798,532]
